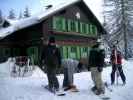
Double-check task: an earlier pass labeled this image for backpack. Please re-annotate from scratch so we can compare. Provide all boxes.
[98,49,105,67]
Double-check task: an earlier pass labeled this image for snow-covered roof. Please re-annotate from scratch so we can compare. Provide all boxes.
[0,16,40,38]
[0,0,105,39]
[0,26,15,38]
[0,0,81,39]
[37,0,81,21]
[5,19,20,25]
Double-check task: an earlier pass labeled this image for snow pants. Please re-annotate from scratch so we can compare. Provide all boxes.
[111,64,126,84]
[90,67,105,91]
[46,67,59,90]
[63,67,74,87]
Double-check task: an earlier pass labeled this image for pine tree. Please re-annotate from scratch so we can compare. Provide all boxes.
[8,9,16,19]
[103,0,133,59]
[19,11,23,19]
[0,10,3,24]
[23,6,31,18]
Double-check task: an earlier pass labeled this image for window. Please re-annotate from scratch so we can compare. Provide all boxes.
[83,47,87,52]
[91,25,97,36]
[92,25,97,35]
[80,22,87,34]
[75,21,79,32]
[53,17,66,31]
[71,47,76,52]
[87,24,90,34]
[62,46,68,59]
[67,20,76,32]
[89,24,93,35]
[27,47,39,65]
[80,47,88,58]
[82,23,87,34]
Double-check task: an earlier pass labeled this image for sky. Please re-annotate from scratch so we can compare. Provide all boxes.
[0,0,103,23]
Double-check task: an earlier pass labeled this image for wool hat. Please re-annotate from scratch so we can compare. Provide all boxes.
[49,37,55,43]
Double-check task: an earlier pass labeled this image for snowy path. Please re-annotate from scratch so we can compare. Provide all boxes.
[0,60,133,100]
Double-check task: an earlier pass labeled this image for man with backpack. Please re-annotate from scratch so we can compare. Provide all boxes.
[88,41,105,95]
[41,37,61,92]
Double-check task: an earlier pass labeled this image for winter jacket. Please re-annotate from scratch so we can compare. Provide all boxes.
[41,44,61,69]
[88,48,99,67]
[110,50,122,64]
[88,48,105,68]
[97,49,105,67]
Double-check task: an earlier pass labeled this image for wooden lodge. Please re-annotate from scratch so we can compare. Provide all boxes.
[0,0,107,65]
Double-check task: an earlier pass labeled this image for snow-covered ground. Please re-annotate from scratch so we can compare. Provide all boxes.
[0,59,133,100]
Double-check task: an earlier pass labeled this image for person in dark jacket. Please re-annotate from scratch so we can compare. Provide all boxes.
[41,37,61,92]
[89,42,105,95]
[110,45,126,85]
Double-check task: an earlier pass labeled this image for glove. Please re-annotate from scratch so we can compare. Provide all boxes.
[97,67,103,72]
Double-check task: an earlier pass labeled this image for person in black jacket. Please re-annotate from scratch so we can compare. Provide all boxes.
[41,37,61,92]
[88,42,105,95]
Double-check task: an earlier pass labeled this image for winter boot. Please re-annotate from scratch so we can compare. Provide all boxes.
[64,85,78,91]
[91,86,97,92]
[94,89,105,95]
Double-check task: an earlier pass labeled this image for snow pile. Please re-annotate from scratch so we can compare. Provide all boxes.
[0,59,11,77]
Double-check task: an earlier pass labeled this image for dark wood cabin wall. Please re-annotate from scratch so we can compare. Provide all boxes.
[0,23,43,48]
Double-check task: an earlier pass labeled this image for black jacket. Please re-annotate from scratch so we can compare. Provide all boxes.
[98,49,105,67]
[41,44,61,68]
[89,48,105,68]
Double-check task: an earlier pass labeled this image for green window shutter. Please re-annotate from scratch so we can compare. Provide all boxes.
[63,46,68,59]
[62,18,66,31]
[67,46,71,58]
[75,21,79,33]
[3,48,10,57]
[86,24,89,34]
[87,24,91,35]
[73,21,76,32]
[95,27,98,36]
[87,47,90,57]
[92,25,95,35]
[91,25,97,36]
[71,21,74,31]
[53,17,57,30]
[80,47,87,58]
[67,20,76,32]
[82,23,87,34]
[53,17,63,31]
[58,17,63,31]
[80,23,87,34]
[92,25,97,36]
[80,22,83,34]
[77,46,80,59]
[85,24,88,34]
[13,48,20,56]
[90,24,93,35]
[59,47,63,59]
[27,47,38,65]
[67,20,71,32]
[70,46,76,59]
